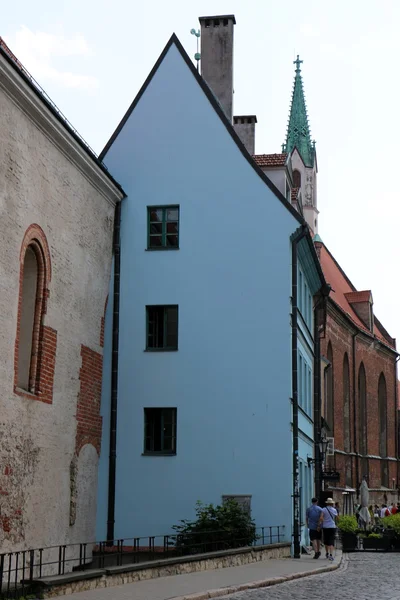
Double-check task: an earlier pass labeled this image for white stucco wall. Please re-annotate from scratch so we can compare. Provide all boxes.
[0,54,122,552]
[291,149,318,233]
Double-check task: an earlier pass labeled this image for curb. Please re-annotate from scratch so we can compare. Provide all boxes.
[172,555,345,600]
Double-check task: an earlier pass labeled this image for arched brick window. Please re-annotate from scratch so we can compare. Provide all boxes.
[14,225,56,402]
[343,353,350,452]
[293,169,301,188]
[378,373,388,487]
[358,362,368,480]
[326,342,334,433]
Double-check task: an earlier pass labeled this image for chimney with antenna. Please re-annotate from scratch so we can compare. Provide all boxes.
[199,15,236,122]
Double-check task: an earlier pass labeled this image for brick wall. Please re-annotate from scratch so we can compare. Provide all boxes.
[321,301,398,498]
[76,345,103,456]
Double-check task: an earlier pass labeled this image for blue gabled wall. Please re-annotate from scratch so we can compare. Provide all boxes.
[96,40,307,541]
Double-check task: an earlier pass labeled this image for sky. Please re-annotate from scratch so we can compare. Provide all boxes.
[3,0,400,344]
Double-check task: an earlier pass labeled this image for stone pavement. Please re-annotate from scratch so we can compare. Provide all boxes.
[59,552,342,600]
[222,553,400,599]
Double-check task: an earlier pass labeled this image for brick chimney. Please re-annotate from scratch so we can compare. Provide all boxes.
[199,15,236,122]
[233,115,257,154]
[345,291,374,331]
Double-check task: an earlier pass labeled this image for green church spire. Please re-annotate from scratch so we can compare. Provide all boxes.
[284,56,315,167]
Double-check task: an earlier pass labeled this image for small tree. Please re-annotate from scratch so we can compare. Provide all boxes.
[172,499,258,554]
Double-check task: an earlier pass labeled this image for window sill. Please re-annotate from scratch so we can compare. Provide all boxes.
[142,452,177,457]
[144,348,178,352]
[14,386,52,404]
[298,406,313,423]
[145,247,180,251]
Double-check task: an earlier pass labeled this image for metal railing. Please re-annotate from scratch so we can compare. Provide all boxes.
[0,525,285,598]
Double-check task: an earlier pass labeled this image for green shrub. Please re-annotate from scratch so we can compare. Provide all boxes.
[337,515,358,533]
[368,532,383,539]
[382,513,400,535]
[172,499,258,553]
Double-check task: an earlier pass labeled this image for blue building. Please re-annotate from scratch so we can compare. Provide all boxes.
[96,16,326,556]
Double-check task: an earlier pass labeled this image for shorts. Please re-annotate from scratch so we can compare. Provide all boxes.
[309,528,322,541]
[323,528,336,546]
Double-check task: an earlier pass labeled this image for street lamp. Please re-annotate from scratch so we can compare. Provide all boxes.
[319,434,329,460]
[307,434,329,466]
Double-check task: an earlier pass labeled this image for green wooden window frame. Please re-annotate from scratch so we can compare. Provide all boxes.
[143,407,177,455]
[147,206,179,249]
[146,305,178,351]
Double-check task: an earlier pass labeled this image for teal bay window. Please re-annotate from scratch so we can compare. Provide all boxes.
[148,206,179,249]
[146,305,178,350]
[144,408,177,455]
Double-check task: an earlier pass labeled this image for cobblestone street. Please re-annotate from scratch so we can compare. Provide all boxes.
[221,554,400,600]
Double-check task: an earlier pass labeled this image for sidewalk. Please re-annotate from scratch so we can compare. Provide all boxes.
[60,551,342,600]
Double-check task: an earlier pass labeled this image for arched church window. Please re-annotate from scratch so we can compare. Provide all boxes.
[293,169,301,188]
[358,362,368,481]
[15,225,51,395]
[343,353,350,453]
[326,342,334,433]
[378,373,388,487]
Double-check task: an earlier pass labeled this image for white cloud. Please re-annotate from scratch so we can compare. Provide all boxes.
[3,26,98,90]
[299,23,320,38]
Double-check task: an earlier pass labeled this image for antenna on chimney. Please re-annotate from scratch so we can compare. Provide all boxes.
[190,28,201,71]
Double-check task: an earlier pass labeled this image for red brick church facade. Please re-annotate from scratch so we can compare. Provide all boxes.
[315,238,398,508]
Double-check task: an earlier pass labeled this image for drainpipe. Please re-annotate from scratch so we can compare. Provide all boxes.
[313,315,321,499]
[313,292,328,499]
[291,225,308,559]
[352,332,359,500]
[107,200,122,543]
[395,356,400,494]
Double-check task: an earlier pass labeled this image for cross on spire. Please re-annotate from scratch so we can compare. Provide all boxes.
[293,55,303,73]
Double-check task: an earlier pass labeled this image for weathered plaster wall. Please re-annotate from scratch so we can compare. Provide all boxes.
[0,68,116,550]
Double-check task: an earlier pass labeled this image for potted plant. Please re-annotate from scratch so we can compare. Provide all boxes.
[382,514,400,549]
[337,515,358,551]
[362,532,391,551]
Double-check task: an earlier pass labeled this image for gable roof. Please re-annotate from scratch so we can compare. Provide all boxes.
[316,240,395,349]
[0,37,125,198]
[253,153,287,168]
[100,33,326,294]
[100,34,303,222]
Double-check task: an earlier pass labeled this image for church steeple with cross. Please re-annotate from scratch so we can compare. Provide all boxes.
[284,55,315,168]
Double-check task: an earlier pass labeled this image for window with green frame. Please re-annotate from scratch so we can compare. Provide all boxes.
[147,206,179,249]
[144,407,177,454]
[146,305,178,350]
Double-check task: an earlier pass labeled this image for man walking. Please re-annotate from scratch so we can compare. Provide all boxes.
[306,498,323,559]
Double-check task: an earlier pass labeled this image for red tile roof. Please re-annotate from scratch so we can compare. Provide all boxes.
[253,153,288,167]
[317,242,395,349]
[344,291,372,304]
[0,37,23,68]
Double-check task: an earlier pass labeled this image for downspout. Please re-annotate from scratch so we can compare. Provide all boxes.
[395,356,400,494]
[352,332,359,500]
[313,318,321,498]
[313,293,327,499]
[107,200,122,543]
[291,225,308,559]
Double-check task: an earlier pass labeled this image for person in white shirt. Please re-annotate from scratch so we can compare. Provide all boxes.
[380,504,389,518]
[319,498,338,561]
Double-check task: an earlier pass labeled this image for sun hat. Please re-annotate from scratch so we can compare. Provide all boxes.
[326,498,335,505]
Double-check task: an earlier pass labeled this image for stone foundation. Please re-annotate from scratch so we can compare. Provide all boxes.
[34,543,291,598]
